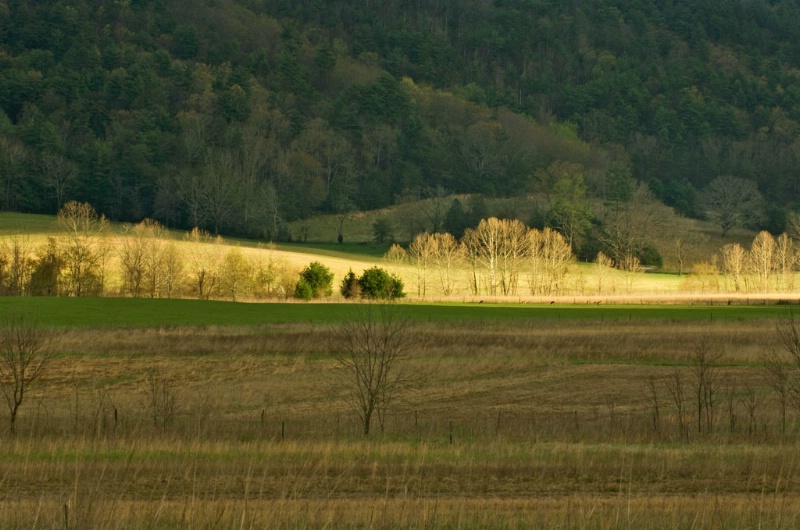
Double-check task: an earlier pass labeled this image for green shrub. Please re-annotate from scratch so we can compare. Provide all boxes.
[299,261,334,298]
[293,278,313,300]
[638,245,663,268]
[357,266,405,299]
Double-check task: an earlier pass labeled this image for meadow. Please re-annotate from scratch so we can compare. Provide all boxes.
[0,299,799,528]
[3,211,800,528]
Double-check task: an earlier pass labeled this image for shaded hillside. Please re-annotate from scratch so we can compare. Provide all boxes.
[2,0,800,237]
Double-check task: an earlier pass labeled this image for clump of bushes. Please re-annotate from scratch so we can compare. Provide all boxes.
[340,266,405,299]
[294,261,334,300]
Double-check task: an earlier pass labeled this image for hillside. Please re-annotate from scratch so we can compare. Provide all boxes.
[2,1,800,242]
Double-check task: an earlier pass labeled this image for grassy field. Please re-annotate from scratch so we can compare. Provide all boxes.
[0,303,799,528]
[0,296,796,328]
[2,211,800,527]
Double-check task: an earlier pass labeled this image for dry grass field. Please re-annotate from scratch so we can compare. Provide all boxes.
[1,315,800,528]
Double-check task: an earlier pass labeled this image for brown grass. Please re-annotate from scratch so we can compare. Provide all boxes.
[1,318,800,527]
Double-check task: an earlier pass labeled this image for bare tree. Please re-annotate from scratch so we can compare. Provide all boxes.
[593,252,614,294]
[418,186,450,233]
[143,367,179,432]
[666,370,688,442]
[748,231,775,292]
[2,236,33,296]
[700,176,765,237]
[722,242,746,292]
[775,232,795,291]
[0,313,50,434]
[408,232,436,298]
[763,347,790,434]
[334,302,415,436]
[691,337,722,434]
[598,184,666,271]
[431,232,464,296]
[220,246,253,301]
[58,201,108,296]
[528,227,572,296]
[183,227,221,300]
[465,217,530,296]
[646,375,661,433]
[673,226,708,277]
[39,153,78,210]
[770,311,800,423]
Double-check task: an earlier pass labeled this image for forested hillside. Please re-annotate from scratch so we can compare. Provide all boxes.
[2,0,800,240]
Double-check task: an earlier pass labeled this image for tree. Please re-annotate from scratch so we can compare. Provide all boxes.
[297,261,334,299]
[431,232,465,296]
[418,186,449,233]
[39,152,78,210]
[765,312,800,432]
[340,269,360,299]
[443,198,469,239]
[0,313,50,434]
[463,217,529,296]
[598,184,666,271]
[183,227,221,300]
[721,242,746,292]
[57,201,107,297]
[2,236,33,296]
[547,162,592,251]
[690,336,722,434]
[408,232,436,297]
[334,302,414,435]
[220,247,253,301]
[528,227,572,295]
[700,176,765,237]
[372,218,395,245]
[748,230,775,292]
[28,238,62,296]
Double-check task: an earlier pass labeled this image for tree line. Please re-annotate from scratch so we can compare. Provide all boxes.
[3,199,800,302]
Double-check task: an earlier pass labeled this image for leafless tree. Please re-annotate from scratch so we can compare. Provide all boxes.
[774,232,795,291]
[598,184,666,270]
[183,227,221,300]
[143,367,179,431]
[666,370,688,442]
[408,232,436,298]
[691,337,722,434]
[0,313,51,435]
[766,311,800,430]
[748,231,775,292]
[418,186,450,233]
[762,347,790,434]
[2,236,33,296]
[700,175,765,237]
[39,152,78,210]
[334,302,415,436]
[722,242,746,292]
[57,201,108,296]
[594,252,614,294]
[431,232,464,296]
[646,375,661,433]
[220,246,253,301]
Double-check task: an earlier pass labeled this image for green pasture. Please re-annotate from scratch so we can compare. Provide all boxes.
[277,241,392,259]
[0,212,59,234]
[0,297,796,328]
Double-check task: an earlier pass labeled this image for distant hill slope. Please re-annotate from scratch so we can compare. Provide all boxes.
[2,0,799,238]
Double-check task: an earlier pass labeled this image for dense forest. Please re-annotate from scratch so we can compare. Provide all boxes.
[2,0,800,243]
